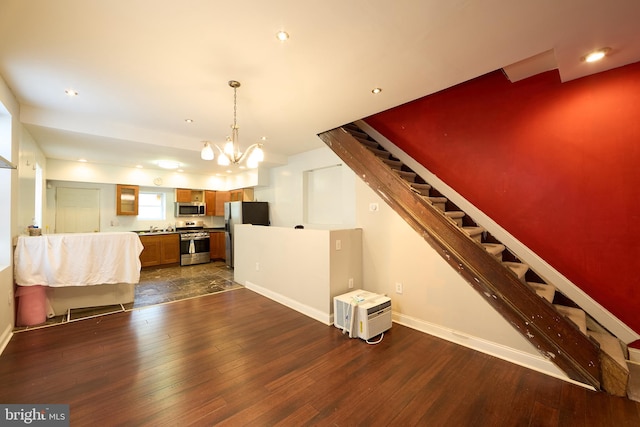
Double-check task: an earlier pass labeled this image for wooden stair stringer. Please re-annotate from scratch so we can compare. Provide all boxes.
[318,126,602,389]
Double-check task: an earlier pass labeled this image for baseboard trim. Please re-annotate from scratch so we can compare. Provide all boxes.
[244,281,332,326]
[0,323,13,356]
[393,311,596,391]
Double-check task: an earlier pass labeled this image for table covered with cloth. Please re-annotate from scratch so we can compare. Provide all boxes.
[14,232,144,317]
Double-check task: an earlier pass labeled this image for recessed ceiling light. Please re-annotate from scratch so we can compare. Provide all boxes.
[158,160,180,169]
[65,89,78,97]
[185,119,193,123]
[372,87,382,94]
[582,47,611,63]
[135,164,143,169]
[276,31,290,41]
[78,158,87,162]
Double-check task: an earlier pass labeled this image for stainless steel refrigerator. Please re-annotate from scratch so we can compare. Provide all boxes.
[225,201,270,268]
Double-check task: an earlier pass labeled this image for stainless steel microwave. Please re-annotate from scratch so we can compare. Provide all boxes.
[175,202,206,217]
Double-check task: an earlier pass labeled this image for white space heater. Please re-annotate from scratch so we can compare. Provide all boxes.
[333,290,392,340]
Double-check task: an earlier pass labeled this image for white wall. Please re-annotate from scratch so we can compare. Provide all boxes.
[234,225,363,324]
[0,74,20,353]
[253,147,356,229]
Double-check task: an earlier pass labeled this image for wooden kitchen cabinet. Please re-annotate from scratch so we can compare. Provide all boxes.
[139,233,180,267]
[116,184,139,215]
[215,191,230,216]
[210,231,226,261]
[176,188,205,202]
[175,188,192,203]
[205,191,216,216]
[229,188,254,201]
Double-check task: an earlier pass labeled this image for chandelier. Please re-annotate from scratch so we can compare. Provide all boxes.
[201,80,264,168]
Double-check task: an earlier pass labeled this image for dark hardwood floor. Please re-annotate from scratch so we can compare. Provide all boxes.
[1,288,639,426]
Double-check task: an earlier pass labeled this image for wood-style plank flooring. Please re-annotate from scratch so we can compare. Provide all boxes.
[1,288,639,426]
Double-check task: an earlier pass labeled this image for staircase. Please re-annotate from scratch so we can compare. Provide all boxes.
[318,123,635,398]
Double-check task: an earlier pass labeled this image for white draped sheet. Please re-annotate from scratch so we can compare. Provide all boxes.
[14,232,144,287]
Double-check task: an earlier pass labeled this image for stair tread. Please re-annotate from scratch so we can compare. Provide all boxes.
[428,196,447,202]
[627,362,640,402]
[411,183,431,196]
[427,197,447,212]
[395,170,417,182]
[482,243,505,258]
[503,261,529,279]
[365,146,390,158]
[462,226,484,242]
[527,281,555,303]
[444,211,465,218]
[589,331,629,373]
[411,183,431,190]
[462,226,484,233]
[359,139,379,149]
[345,128,367,139]
[383,158,403,169]
[554,305,587,334]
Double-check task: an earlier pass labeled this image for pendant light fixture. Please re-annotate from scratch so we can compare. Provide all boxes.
[200,80,265,169]
[200,141,214,160]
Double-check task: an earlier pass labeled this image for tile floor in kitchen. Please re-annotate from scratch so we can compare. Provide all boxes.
[14,261,241,332]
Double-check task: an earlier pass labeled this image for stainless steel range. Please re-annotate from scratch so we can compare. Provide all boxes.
[175,220,210,266]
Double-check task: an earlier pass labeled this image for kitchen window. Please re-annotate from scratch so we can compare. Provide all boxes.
[138,192,166,220]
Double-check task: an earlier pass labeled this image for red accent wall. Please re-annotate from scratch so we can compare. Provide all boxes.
[365,62,640,335]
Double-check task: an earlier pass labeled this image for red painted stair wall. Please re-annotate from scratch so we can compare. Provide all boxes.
[364,61,640,338]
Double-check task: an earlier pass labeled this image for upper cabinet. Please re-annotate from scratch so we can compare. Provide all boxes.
[205,191,217,216]
[230,188,254,202]
[176,188,204,202]
[175,188,191,203]
[215,191,230,216]
[116,184,139,216]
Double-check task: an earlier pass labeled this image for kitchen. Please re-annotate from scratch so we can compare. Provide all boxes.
[48,178,271,260]
[13,176,274,325]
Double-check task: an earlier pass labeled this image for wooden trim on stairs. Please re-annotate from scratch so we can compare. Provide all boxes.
[319,126,602,390]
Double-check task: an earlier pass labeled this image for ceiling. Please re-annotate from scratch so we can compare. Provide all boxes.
[1,0,639,177]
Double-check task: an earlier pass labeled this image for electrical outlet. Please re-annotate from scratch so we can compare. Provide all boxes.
[395,282,403,294]
[255,262,260,271]
[335,240,341,250]
[348,278,354,288]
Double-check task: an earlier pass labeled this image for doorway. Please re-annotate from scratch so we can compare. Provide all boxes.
[55,187,100,233]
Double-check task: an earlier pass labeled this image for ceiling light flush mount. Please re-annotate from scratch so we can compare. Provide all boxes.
[200,80,265,169]
[158,160,180,170]
[582,47,611,63]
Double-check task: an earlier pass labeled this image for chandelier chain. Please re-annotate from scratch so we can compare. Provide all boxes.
[233,84,238,129]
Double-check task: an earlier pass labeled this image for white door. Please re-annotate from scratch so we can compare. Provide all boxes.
[55,187,101,233]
